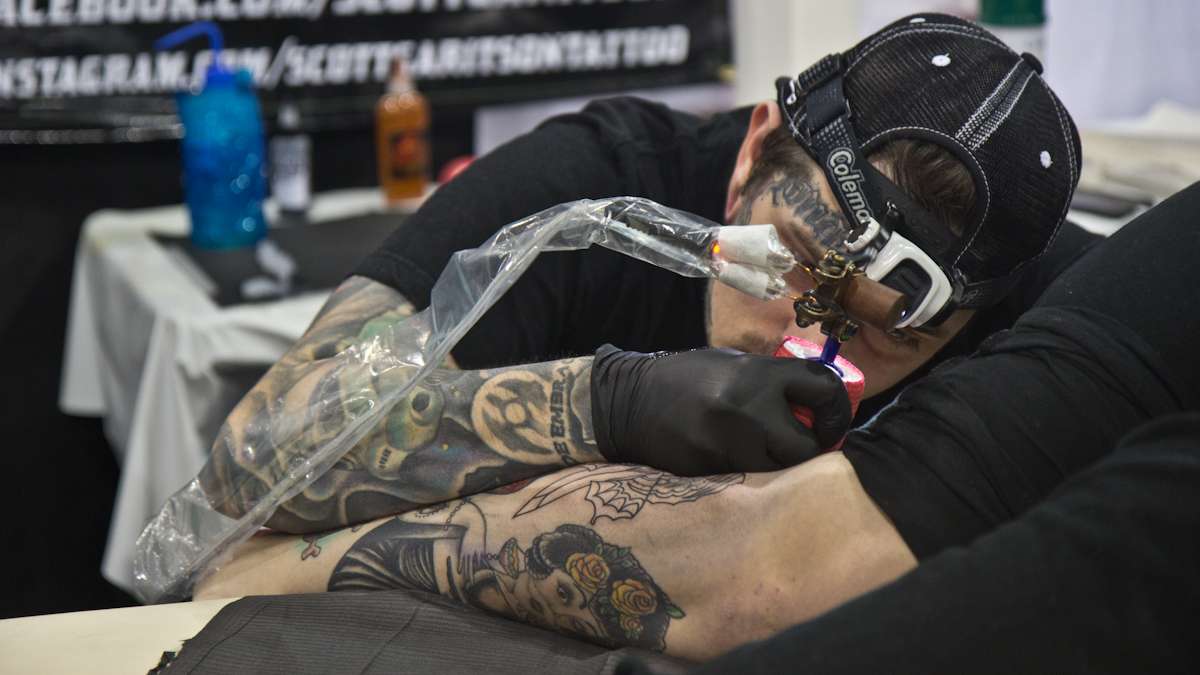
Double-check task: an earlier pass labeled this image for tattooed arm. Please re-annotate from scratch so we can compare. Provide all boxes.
[195,452,916,661]
[200,275,602,534]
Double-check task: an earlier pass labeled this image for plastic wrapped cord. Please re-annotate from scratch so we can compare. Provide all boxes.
[132,197,795,603]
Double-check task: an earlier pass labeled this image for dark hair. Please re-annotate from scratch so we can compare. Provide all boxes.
[526,524,680,650]
[743,125,976,236]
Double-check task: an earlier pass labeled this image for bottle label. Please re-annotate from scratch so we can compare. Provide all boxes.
[388,129,429,181]
[270,135,311,211]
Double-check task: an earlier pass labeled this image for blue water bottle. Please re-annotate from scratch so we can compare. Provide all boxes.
[157,22,267,249]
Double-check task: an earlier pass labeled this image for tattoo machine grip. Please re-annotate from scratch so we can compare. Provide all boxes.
[839,275,907,332]
[774,336,865,452]
[777,222,908,332]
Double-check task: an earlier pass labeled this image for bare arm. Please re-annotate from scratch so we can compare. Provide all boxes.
[200,275,603,533]
[195,452,916,661]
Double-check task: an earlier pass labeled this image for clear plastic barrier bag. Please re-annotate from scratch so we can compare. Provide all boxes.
[133,197,793,603]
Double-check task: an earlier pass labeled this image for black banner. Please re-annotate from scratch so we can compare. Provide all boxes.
[0,0,731,142]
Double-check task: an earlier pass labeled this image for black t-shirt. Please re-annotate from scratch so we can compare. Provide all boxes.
[844,182,1200,559]
[354,95,1101,389]
[355,97,747,368]
[623,184,1200,675]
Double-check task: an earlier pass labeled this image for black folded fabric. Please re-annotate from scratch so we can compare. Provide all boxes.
[155,213,402,307]
[162,589,688,674]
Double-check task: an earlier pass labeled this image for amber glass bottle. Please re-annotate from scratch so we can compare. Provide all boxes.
[375,59,430,204]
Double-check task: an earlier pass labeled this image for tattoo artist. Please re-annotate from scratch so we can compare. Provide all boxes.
[200,13,1097,533]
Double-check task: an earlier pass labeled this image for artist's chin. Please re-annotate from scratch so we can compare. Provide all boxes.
[719,332,783,356]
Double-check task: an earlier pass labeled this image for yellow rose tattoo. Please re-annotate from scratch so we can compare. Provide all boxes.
[566,552,610,594]
[612,578,658,616]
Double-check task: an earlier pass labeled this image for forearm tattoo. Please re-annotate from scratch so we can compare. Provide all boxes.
[329,501,685,651]
[200,276,602,532]
[296,524,363,561]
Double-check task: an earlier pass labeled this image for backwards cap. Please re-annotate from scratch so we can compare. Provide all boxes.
[776,13,1081,309]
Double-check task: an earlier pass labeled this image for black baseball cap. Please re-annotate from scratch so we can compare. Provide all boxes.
[775,13,1081,310]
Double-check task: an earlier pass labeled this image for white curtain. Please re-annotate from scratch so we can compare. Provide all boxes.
[1044,0,1200,124]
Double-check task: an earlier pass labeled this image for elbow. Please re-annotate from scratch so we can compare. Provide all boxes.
[262,506,331,535]
[197,460,251,520]
[197,462,327,535]
[197,418,279,523]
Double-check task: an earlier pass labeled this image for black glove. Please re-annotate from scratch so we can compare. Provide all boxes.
[590,344,852,476]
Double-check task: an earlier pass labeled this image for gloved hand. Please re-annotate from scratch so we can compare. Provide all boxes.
[590,344,852,476]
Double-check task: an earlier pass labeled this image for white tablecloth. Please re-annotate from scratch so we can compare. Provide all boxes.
[0,598,237,674]
[60,189,387,593]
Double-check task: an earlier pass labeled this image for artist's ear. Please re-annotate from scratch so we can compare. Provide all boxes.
[725,101,784,223]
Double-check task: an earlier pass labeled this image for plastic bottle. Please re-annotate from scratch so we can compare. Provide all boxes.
[156,22,267,249]
[980,0,1046,64]
[375,59,430,204]
[270,103,312,226]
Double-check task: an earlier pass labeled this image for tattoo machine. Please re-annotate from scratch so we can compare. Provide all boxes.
[773,336,864,451]
[777,246,905,449]
[706,225,882,449]
[132,197,798,603]
[705,224,796,299]
[792,248,907,365]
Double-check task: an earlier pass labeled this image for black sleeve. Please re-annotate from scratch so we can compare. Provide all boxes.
[843,182,1200,558]
[351,98,723,367]
[353,106,629,309]
[673,412,1200,675]
[353,97,709,309]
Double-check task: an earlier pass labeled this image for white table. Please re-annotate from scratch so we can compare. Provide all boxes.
[0,598,237,674]
[60,189,393,594]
